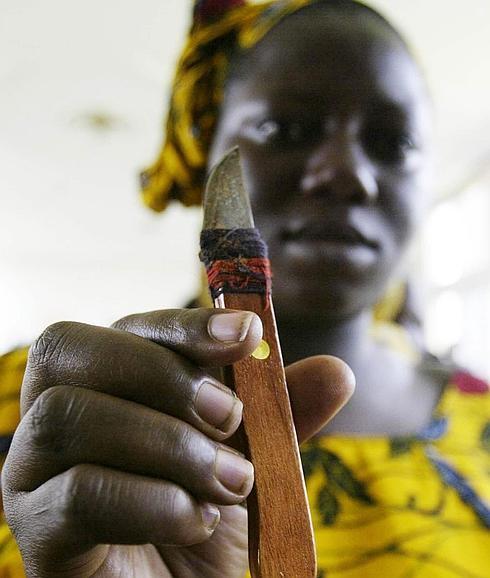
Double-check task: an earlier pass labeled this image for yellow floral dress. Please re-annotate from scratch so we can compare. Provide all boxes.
[303,368,490,578]
[1,348,489,578]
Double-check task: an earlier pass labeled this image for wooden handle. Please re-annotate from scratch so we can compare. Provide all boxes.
[216,293,316,578]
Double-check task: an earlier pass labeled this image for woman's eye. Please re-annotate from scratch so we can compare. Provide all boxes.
[257,119,281,141]
[254,119,316,147]
[366,128,416,164]
[392,133,415,152]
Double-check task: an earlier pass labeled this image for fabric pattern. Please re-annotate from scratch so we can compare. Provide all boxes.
[302,371,490,577]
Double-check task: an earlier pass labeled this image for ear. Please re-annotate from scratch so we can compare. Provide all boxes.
[193,0,247,25]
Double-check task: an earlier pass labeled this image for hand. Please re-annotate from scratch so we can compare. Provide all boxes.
[2,308,354,578]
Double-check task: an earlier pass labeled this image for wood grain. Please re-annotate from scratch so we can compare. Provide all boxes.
[216,292,316,578]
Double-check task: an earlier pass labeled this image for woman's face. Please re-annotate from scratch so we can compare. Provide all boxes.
[209,9,433,323]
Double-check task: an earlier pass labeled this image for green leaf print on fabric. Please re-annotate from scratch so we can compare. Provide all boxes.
[320,449,375,505]
[301,445,323,479]
[317,485,340,525]
[481,421,490,453]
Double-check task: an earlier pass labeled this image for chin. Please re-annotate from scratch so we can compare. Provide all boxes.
[272,279,379,325]
[269,248,394,324]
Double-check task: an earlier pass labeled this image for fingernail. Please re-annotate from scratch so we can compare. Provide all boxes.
[215,448,254,495]
[201,503,220,531]
[208,312,255,343]
[195,382,242,431]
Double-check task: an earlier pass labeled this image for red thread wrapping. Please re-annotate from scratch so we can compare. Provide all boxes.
[205,257,272,307]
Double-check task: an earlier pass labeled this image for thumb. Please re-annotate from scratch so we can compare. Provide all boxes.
[285,355,355,443]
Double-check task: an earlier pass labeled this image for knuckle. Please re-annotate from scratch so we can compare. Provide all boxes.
[27,386,76,451]
[162,486,206,545]
[56,464,92,524]
[113,309,191,344]
[143,309,189,344]
[163,419,217,490]
[28,321,81,371]
[111,313,136,332]
[151,416,186,464]
[167,307,198,327]
[181,427,213,474]
[162,417,209,466]
[167,484,189,519]
[22,322,89,412]
[1,453,15,499]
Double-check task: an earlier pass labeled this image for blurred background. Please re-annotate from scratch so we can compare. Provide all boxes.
[1,0,489,377]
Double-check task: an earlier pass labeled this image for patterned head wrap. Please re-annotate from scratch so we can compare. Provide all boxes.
[140,0,328,212]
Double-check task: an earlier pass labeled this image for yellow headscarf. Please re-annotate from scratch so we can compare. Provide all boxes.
[140,0,326,211]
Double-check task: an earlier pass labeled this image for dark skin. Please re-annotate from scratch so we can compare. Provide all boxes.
[2,7,437,578]
[210,9,438,436]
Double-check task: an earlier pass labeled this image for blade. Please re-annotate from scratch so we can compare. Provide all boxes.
[203,147,254,230]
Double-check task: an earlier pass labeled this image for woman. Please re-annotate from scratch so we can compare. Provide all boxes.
[1,1,489,576]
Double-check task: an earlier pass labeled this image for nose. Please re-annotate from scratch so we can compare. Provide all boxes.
[300,121,378,204]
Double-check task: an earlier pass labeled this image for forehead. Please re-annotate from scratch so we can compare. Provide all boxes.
[228,9,427,113]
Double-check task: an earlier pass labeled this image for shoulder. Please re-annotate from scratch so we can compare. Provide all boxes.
[425,355,490,419]
[419,354,489,400]
[450,369,489,395]
[433,365,490,457]
[441,366,490,412]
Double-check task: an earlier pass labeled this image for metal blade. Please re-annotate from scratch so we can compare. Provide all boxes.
[202,147,254,230]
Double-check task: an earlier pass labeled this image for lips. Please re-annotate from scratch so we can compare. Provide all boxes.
[280,220,379,249]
